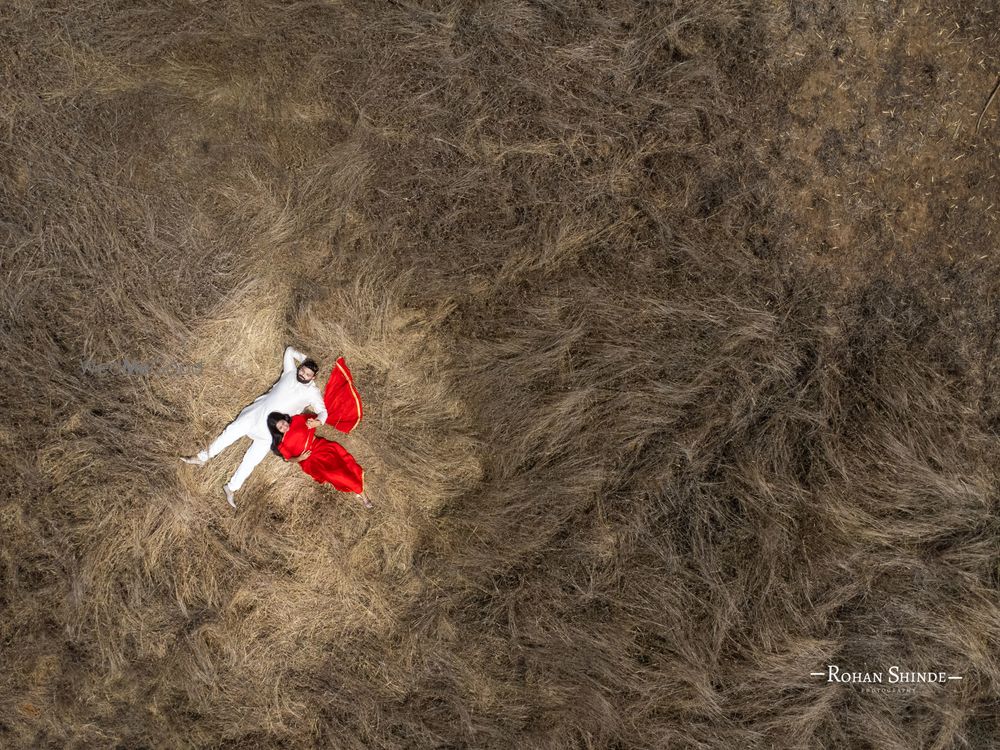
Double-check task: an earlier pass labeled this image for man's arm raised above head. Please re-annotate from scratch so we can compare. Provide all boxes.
[283,345,306,374]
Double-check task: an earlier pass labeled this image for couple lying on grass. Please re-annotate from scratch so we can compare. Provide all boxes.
[182,346,369,510]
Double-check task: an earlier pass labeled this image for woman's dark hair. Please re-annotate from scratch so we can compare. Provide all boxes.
[266,411,292,457]
[300,358,319,375]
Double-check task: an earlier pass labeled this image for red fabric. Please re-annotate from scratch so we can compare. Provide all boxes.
[281,414,365,494]
[277,413,311,460]
[323,356,363,434]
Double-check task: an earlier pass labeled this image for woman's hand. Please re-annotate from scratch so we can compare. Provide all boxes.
[296,449,312,462]
[306,418,322,429]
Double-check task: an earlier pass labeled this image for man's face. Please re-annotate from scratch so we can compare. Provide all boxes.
[277,419,290,433]
[296,366,316,384]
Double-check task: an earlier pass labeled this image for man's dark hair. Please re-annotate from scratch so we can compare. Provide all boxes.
[267,411,292,457]
[300,358,319,376]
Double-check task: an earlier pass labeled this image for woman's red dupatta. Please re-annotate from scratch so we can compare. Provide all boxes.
[323,356,363,433]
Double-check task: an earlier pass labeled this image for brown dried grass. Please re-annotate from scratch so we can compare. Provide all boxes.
[2,1,998,748]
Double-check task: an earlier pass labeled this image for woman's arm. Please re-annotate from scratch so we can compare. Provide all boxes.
[275,445,308,462]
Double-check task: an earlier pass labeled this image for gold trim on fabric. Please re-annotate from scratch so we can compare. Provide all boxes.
[335,359,363,432]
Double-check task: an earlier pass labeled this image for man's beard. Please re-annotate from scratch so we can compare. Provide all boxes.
[297,373,310,384]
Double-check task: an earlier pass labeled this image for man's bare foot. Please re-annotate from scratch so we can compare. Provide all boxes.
[224,484,236,509]
[181,454,206,466]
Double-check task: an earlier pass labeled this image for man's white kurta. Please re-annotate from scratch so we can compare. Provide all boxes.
[237,346,329,439]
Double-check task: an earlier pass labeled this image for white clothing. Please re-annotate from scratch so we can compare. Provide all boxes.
[197,346,327,491]
[199,412,271,491]
[231,346,328,440]
[227,437,271,491]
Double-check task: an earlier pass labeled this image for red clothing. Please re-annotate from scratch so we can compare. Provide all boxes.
[279,414,365,494]
[324,356,362,433]
[277,356,366,494]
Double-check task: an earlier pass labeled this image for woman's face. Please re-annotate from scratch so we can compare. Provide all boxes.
[276,419,290,433]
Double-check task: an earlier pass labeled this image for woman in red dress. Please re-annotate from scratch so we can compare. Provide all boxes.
[266,356,370,507]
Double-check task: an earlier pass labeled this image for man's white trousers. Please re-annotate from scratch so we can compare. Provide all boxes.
[197,413,271,492]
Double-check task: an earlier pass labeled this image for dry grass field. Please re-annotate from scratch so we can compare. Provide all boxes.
[2,1,999,748]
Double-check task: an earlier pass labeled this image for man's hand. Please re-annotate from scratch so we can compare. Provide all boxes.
[306,418,322,429]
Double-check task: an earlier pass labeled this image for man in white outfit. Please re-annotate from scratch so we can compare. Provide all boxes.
[182,346,328,508]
